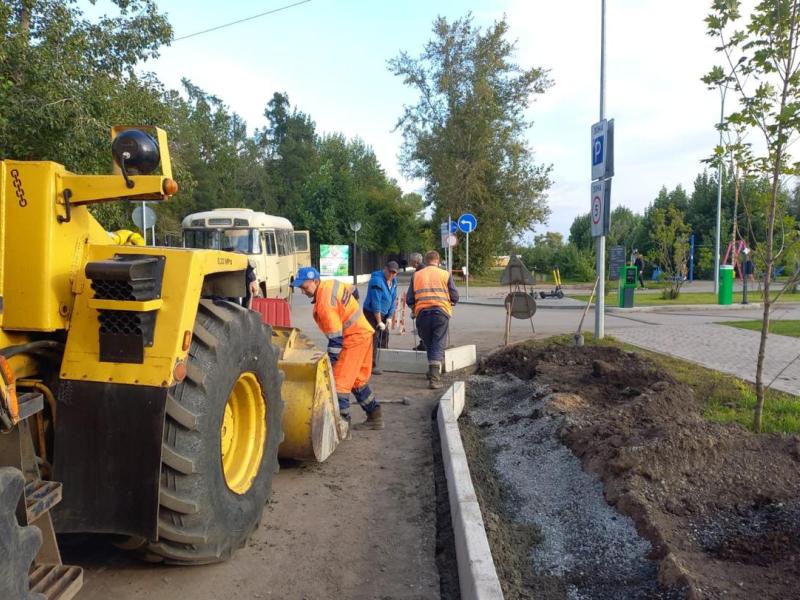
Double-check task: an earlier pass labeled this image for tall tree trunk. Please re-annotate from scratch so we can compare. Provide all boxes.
[754,170,778,432]
[754,0,799,432]
[731,175,739,264]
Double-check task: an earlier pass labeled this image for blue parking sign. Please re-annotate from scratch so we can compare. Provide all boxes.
[591,119,614,180]
[592,135,604,167]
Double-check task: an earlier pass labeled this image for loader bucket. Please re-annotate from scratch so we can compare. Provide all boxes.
[271,327,345,462]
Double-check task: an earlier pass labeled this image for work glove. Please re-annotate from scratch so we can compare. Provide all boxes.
[386,318,393,328]
[377,322,386,331]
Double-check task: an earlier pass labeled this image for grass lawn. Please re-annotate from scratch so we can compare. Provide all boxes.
[569,289,800,306]
[722,319,800,338]
[539,334,800,434]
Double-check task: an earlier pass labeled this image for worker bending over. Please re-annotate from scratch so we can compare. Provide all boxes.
[363,260,399,374]
[405,251,459,389]
[296,267,384,430]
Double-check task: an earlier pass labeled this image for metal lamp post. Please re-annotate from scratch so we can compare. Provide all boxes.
[742,246,750,304]
[349,221,361,286]
[713,58,744,294]
[713,84,727,295]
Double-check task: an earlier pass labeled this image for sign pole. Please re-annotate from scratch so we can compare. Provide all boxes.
[466,231,470,299]
[595,0,606,340]
[456,213,477,298]
[447,215,453,275]
[142,201,147,245]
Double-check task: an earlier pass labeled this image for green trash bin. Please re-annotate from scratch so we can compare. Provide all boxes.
[719,265,734,305]
[618,265,637,308]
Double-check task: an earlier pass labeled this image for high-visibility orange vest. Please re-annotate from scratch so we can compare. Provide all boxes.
[412,266,453,317]
[313,280,373,344]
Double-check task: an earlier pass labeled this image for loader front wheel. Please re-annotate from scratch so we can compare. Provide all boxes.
[0,468,44,599]
[139,300,283,565]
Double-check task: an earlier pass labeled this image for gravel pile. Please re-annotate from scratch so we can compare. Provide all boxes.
[468,373,679,599]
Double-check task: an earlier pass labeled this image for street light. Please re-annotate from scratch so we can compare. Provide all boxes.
[713,57,745,294]
[349,221,361,286]
[742,246,750,304]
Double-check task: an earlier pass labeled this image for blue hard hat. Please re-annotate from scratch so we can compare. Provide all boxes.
[297,266,321,281]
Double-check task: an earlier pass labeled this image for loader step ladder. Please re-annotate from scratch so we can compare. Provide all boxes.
[0,392,84,600]
[30,564,83,600]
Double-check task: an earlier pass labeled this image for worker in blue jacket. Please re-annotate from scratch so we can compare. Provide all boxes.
[363,261,399,374]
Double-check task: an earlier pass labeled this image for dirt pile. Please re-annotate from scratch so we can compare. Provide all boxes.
[475,342,800,599]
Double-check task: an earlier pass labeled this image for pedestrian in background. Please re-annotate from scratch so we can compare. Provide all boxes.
[363,261,399,374]
[407,252,425,351]
[633,251,646,289]
[406,250,459,389]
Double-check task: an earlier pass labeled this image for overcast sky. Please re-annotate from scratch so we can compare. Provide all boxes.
[125,0,746,239]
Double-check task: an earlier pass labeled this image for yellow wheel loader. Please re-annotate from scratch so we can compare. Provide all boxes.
[0,127,344,598]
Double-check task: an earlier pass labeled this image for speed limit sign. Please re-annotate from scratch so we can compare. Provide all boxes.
[590,179,611,237]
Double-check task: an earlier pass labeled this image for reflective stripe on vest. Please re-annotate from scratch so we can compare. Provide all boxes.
[315,280,373,338]
[412,267,452,316]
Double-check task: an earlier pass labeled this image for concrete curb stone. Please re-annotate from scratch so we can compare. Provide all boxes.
[438,382,504,600]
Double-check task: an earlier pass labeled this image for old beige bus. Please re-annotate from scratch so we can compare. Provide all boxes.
[181,208,310,300]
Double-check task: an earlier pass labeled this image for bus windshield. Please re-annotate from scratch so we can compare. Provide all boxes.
[184,229,261,254]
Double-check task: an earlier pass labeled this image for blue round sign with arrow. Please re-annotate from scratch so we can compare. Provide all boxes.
[458,213,477,234]
[449,221,458,234]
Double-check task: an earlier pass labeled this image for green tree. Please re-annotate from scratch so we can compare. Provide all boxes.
[608,206,642,252]
[389,14,552,274]
[256,92,318,219]
[569,213,593,252]
[636,186,690,257]
[0,0,172,229]
[706,0,800,430]
[0,0,171,168]
[648,205,691,299]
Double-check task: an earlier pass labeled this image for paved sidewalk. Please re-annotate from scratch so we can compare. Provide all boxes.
[614,322,800,396]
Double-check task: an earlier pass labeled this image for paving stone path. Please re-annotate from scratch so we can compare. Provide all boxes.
[614,321,800,395]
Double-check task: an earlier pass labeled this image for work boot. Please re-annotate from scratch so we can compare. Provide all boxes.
[428,364,443,390]
[338,414,352,441]
[353,406,384,430]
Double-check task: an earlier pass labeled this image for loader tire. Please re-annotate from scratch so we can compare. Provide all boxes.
[139,300,284,565]
[0,468,45,599]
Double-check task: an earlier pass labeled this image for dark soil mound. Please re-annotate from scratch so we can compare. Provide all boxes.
[478,341,800,599]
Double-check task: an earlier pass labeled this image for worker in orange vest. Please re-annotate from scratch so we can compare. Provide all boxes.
[296,266,384,430]
[405,250,459,389]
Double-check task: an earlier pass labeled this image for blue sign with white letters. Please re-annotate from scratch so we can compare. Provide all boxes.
[458,213,477,233]
[591,119,614,180]
[592,135,604,166]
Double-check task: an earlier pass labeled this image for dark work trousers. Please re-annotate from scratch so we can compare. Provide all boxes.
[638,271,645,288]
[364,311,390,367]
[416,309,449,365]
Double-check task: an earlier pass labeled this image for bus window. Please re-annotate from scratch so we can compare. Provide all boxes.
[276,230,288,256]
[219,229,253,253]
[185,229,262,254]
[251,230,262,254]
[264,231,277,255]
[293,231,309,252]
[184,230,220,249]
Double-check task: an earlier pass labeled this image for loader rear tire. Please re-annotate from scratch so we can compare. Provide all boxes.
[0,468,45,599]
[138,300,284,565]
